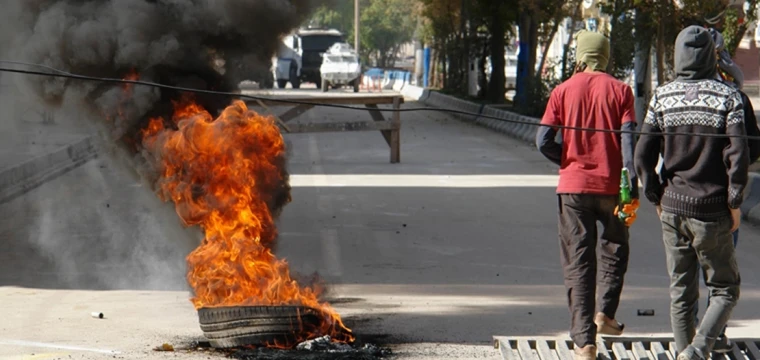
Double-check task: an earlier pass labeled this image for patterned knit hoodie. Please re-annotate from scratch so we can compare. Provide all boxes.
[634,26,749,219]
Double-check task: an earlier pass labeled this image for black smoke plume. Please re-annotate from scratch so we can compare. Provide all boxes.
[0,0,317,141]
[0,0,318,290]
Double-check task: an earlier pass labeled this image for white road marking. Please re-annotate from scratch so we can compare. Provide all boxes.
[0,340,120,354]
[289,174,560,188]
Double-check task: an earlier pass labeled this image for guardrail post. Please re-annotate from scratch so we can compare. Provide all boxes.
[391,96,401,163]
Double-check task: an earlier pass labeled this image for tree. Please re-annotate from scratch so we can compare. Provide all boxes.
[310,1,353,31]
[599,0,636,79]
[359,0,418,67]
[419,0,464,90]
[514,0,566,105]
[471,0,518,103]
[722,1,759,57]
[560,3,583,80]
[311,0,417,67]
[309,0,360,44]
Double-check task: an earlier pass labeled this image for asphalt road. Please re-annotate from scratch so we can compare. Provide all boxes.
[2,89,760,360]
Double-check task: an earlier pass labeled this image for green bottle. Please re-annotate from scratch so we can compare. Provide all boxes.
[618,168,632,221]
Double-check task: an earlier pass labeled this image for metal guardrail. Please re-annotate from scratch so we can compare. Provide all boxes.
[493,337,760,360]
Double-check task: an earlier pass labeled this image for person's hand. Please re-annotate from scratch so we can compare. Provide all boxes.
[614,199,640,227]
[730,208,741,232]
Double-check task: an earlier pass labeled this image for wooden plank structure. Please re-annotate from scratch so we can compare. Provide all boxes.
[244,93,404,164]
[493,337,760,360]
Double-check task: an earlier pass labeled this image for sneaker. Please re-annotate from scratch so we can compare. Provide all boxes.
[574,344,597,360]
[713,336,733,354]
[677,345,706,360]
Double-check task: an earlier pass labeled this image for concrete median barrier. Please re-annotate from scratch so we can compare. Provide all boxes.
[401,85,426,101]
[410,85,539,144]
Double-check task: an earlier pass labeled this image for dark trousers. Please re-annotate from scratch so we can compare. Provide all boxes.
[696,229,739,338]
[558,194,630,347]
[660,211,740,354]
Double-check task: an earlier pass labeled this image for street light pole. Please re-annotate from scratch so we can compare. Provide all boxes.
[354,0,360,53]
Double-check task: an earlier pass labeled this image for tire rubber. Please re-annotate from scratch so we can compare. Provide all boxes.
[197,306,323,348]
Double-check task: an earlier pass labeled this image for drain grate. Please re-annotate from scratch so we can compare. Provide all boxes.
[493,337,760,360]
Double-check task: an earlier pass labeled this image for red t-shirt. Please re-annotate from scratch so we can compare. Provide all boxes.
[541,72,636,195]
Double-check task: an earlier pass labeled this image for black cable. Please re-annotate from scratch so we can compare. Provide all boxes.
[0,61,75,75]
[1,62,760,141]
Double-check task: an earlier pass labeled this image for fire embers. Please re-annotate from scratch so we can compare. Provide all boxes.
[138,97,352,348]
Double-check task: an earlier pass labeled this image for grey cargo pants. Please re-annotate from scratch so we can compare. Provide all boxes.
[660,211,740,355]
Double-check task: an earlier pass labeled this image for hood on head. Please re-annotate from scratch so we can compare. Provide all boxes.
[675,25,717,80]
[708,28,725,51]
[574,30,610,72]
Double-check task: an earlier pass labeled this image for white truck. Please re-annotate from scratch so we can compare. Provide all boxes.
[319,42,361,93]
[272,27,344,89]
[272,33,302,89]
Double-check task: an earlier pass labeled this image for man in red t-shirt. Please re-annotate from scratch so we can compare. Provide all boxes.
[536,30,639,359]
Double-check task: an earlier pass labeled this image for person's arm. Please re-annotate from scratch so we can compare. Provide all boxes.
[536,89,562,166]
[725,90,750,210]
[634,92,664,206]
[718,50,744,90]
[740,91,760,163]
[620,86,639,199]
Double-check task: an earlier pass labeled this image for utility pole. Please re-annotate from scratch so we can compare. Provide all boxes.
[354,0,360,54]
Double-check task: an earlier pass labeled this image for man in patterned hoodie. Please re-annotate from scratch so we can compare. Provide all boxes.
[634,25,748,360]
[689,26,760,354]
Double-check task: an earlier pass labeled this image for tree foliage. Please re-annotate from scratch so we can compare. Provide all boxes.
[360,0,418,67]
[417,0,466,91]
[513,0,575,112]
[722,2,759,57]
[473,0,519,103]
[314,0,760,115]
[310,0,356,34]
[309,0,417,67]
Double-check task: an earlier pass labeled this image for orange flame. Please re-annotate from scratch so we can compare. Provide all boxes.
[139,97,353,346]
[107,69,141,133]
[123,69,139,94]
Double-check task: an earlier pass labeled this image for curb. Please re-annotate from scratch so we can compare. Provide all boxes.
[0,136,98,204]
[400,85,760,227]
[400,84,539,146]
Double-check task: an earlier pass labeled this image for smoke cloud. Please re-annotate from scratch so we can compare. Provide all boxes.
[2,0,317,138]
[0,0,317,290]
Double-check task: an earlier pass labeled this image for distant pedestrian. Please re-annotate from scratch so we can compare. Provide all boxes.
[634,25,748,360]
[684,26,760,354]
[706,28,760,163]
[536,30,638,360]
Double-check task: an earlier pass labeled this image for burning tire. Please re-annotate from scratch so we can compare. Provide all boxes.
[198,306,326,348]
